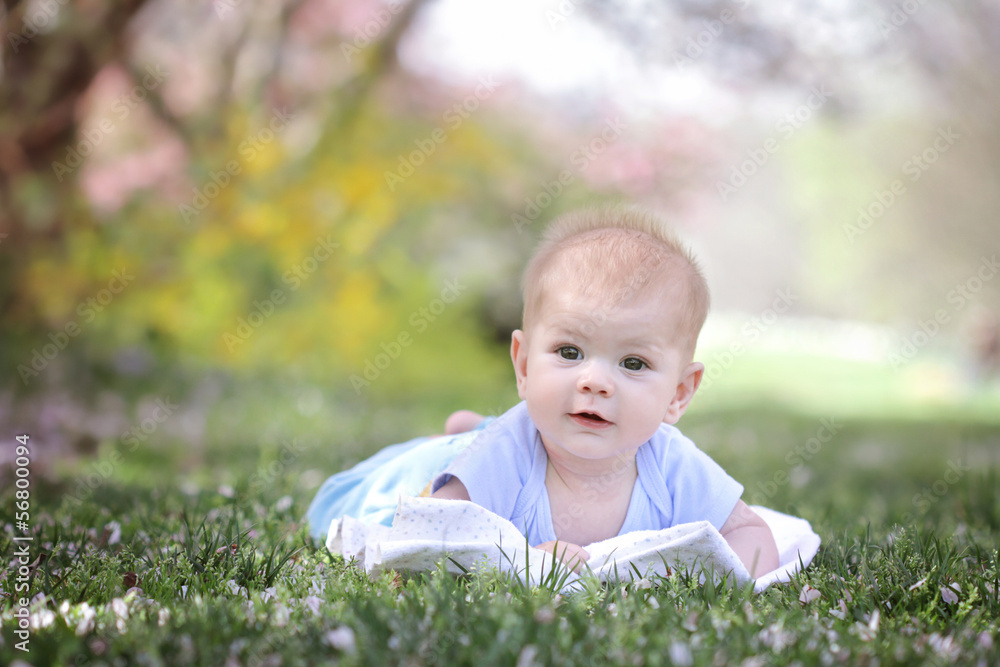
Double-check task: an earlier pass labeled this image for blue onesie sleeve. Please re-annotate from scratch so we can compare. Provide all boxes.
[637,424,744,531]
[431,402,543,524]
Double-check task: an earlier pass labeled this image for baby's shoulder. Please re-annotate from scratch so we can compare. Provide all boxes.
[639,424,709,471]
[645,422,695,452]
[460,402,538,461]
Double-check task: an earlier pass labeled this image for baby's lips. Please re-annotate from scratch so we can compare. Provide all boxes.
[569,411,614,428]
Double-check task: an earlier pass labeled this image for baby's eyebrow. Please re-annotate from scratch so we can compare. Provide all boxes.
[620,340,663,354]
[545,317,590,335]
[547,325,587,341]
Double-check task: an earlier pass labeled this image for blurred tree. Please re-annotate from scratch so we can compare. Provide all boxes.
[0,0,530,412]
[5,0,997,422]
[581,0,1000,326]
[1,0,150,330]
[871,0,1000,310]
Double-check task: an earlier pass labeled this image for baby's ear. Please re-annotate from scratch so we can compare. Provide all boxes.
[663,362,703,424]
[510,330,529,400]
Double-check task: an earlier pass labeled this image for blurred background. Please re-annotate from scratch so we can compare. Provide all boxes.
[2,0,999,494]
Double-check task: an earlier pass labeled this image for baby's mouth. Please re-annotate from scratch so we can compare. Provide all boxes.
[570,411,612,427]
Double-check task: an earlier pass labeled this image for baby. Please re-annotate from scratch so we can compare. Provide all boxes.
[308,205,778,578]
[431,206,777,576]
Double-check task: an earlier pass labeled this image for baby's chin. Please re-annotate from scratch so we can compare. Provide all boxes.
[538,434,644,460]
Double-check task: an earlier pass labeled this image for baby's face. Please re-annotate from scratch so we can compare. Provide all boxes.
[512,283,698,468]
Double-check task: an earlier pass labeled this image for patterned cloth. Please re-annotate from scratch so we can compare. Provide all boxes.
[327,496,821,593]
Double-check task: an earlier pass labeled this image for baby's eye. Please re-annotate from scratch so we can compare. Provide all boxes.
[621,357,646,371]
[557,346,581,360]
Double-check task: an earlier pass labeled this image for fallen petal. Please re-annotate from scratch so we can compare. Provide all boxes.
[799,585,822,604]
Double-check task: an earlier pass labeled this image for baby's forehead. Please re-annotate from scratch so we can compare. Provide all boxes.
[533,240,694,335]
[542,299,677,335]
[540,279,684,324]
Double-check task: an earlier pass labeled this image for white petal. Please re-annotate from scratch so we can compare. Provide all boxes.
[799,585,821,604]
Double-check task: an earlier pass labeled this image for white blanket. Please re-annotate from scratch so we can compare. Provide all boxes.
[326,497,820,593]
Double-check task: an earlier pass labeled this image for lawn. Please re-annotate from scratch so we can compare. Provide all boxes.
[2,368,999,666]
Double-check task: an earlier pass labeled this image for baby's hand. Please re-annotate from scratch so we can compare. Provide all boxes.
[535,541,590,572]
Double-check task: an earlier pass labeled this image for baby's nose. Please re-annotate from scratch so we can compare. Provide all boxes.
[577,361,614,395]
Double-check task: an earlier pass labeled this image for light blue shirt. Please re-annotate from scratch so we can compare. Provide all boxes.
[432,402,743,546]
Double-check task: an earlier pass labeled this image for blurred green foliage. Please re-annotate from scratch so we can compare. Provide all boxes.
[4,0,1000,446]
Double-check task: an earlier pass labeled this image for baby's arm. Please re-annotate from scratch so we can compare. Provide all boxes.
[719,500,779,577]
[431,476,471,501]
[444,410,485,435]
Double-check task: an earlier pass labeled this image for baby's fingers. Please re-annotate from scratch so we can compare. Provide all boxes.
[536,541,590,572]
[558,545,590,572]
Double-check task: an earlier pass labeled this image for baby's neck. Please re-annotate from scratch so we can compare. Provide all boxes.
[544,451,638,494]
[544,452,639,546]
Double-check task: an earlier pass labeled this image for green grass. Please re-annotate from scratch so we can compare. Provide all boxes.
[2,382,1000,665]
